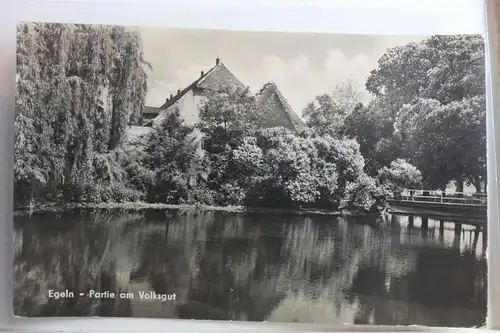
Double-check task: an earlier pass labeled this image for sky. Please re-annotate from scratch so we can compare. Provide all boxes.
[139,27,427,116]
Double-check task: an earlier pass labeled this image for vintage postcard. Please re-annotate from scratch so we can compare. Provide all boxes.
[13,22,486,326]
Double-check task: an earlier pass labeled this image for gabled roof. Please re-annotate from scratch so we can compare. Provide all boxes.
[197,62,245,91]
[158,60,245,111]
[146,59,246,127]
[256,81,305,132]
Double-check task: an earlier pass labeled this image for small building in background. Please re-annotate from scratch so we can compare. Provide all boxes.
[142,106,160,122]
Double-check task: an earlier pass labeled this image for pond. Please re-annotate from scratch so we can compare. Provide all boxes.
[13,208,487,327]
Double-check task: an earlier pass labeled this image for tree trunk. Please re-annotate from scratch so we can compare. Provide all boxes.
[109,66,126,151]
[474,179,482,193]
[456,179,464,197]
[109,102,119,150]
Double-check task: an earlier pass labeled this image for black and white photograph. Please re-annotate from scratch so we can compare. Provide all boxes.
[13,22,487,326]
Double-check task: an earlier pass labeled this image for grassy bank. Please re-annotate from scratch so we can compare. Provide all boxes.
[14,201,384,218]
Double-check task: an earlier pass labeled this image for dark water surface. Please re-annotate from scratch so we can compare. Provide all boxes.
[13,208,487,327]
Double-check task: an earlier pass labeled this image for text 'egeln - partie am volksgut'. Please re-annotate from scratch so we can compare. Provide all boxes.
[48,289,176,301]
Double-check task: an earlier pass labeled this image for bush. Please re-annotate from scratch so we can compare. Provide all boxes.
[186,185,217,206]
[141,109,206,204]
[233,128,385,212]
[343,174,386,213]
[378,159,422,196]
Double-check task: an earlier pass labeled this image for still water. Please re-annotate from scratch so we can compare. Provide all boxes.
[13,208,487,327]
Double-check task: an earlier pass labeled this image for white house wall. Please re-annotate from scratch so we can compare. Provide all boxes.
[167,89,206,127]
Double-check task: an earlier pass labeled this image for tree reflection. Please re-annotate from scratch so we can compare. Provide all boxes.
[345,231,487,326]
[14,209,486,327]
[14,209,139,316]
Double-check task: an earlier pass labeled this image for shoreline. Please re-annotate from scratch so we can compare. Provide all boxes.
[13,202,383,218]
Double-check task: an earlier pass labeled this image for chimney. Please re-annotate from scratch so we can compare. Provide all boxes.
[200,71,204,77]
[177,89,180,94]
[170,94,173,99]
[216,57,220,65]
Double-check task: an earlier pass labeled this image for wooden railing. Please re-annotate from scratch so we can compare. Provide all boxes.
[393,189,487,206]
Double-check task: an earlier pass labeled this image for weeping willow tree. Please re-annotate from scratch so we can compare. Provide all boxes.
[15,23,150,207]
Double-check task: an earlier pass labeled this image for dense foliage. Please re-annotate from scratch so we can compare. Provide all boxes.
[141,109,207,204]
[15,26,485,212]
[15,23,149,207]
[233,129,383,211]
[378,159,423,196]
[305,34,486,193]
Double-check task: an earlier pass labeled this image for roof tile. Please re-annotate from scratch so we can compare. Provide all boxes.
[256,81,306,132]
[158,61,245,111]
[197,63,245,91]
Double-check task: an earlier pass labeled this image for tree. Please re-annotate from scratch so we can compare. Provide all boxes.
[419,97,485,191]
[240,127,321,208]
[343,173,385,213]
[331,77,365,114]
[235,127,382,212]
[378,159,423,196]
[303,94,348,137]
[312,135,364,208]
[196,85,266,204]
[198,85,264,152]
[366,35,484,106]
[460,96,487,191]
[143,109,206,203]
[365,35,485,191]
[14,113,51,206]
[393,99,442,157]
[304,78,365,138]
[393,97,486,191]
[342,102,394,175]
[231,136,264,190]
[107,26,151,149]
[15,23,150,206]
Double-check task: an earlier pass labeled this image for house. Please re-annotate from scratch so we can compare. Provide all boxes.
[127,58,305,149]
[255,81,306,132]
[146,57,246,128]
[143,106,160,122]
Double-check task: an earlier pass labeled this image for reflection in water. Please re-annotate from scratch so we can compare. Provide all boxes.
[13,209,486,327]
